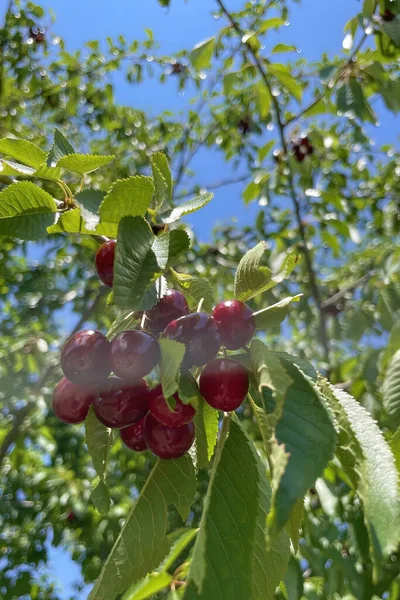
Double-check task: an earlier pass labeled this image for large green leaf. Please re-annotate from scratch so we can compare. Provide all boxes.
[170,269,214,313]
[89,455,196,600]
[100,176,155,226]
[58,153,114,175]
[160,193,213,224]
[190,38,215,70]
[159,338,186,402]
[234,242,298,302]
[46,128,75,166]
[382,348,400,429]
[267,64,303,102]
[151,152,172,210]
[320,381,400,562]
[47,208,117,237]
[85,407,112,515]
[254,295,302,330]
[121,573,173,600]
[194,398,219,469]
[75,189,105,231]
[0,181,57,240]
[0,138,47,169]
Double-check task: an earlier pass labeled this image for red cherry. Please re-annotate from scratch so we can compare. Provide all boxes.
[144,413,195,459]
[148,384,196,428]
[60,330,111,385]
[93,378,149,428]
[164,313,220,369]
[95,240,116,288]
[111,331,160,381]
[199,358,249,412]
[67,511,75,522]
[144,290,189,336]
[212,300,255,350]
[120,416,148,451]
[382,9,396,21]
[52,377,96,424]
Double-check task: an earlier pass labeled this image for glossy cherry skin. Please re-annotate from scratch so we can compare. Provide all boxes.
[144,413,195,460]
[95,240,116,288]
[144,290,189,336]
[52,377,96,424]
[120,416,148,452]
[163,313,220,369]
[111,331,160,381]
[148,384,196,428]
[199,358,249,412]
[93,378,149,428]
[60,330,111,385]
[212,301,255,350]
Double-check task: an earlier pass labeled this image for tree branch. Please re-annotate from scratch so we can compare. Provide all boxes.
[321,272,376,309]
[174,173,251,201]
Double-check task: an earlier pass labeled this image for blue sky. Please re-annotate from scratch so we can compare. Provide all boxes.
[29,1,398,597]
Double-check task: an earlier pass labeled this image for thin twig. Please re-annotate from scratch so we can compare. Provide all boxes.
[174,173,251,201]
[321,272,375,309]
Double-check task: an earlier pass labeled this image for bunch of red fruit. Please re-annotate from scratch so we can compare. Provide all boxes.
[52,240,255,460]
[291,134,314,163]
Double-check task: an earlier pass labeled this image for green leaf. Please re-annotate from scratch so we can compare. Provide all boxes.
[159,528,198,572]
[362,0,375,17]
[151,152,172,210]
[286,499,304,553]
[190,37,215,70]
[58,153,114,175]
[337,79,376,123]
[258,140,275,162]
[152,229,191,270]
[319,381,400,562]
[160,193,213,224]
[46,128,75,167]
[91,477,111,516]
[170,268,214,313]
[381,17,400,47]
[254,295,302,329]
[177,372,203,408]
[75,189,105,231]
[259,17,285,33]
[267,64,303,102]
[100,176,155,227]
[107,310,141,340]
[265,364,336,537]
[383,349,400,429]
[48,208,118,237]
[194,399,219,469]
[85,407,112,515]
[0,181,57,240]
[272,44,297,53]
[390,428,400,476]
[89,456,196,600]
[0,138,47,169]
[121,573,173,600]
[159,338,186,401]
[234,242,299,303]
[0,159,36,176]
[255,81,272,119]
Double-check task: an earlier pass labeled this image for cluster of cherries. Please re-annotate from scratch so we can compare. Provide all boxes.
[52,240,255,460]
[291,134,314,163]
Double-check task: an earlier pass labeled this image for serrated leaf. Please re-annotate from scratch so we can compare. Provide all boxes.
[46,128,75,167]
[177,372,203,409]
[0,159,36,176]
[121,572,172,600]
[48,208,117,237]
[390,428,400,476]
[151,152,172,211]
[85,407,112,514]
[254,295,302,329]
[159,338,185,400]
[159,528,198,572]
[383,348,400,429]
[170,269,214,313]
[100,176,154,227]
[267,64,303,102]
[234,242,298,302]
[89,455,196,600]
[194,398,219,469]
[107,311,141,340]
[190,37,215,70]
[160,193,213,224]
[0,138,47,169]
[319,381,400,562]
[152,229,190,270]
[75,189,105,231]
[58,153,114,175]
[0,181,57,240]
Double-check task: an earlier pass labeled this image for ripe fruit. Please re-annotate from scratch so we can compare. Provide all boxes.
[200,358,249,412]
[111,330,160,381]
[382,9,396,21]
[164,313,220,369]
[93,378,149,428]
[212,300,255,350]
[144,290,189,336]
[144,413,195,460]
[60,330,111,385]
[291,135,314,162]
[95,239,116,288]
[120,417,148,452]
[148,384,196,427]
[52,377,96,424]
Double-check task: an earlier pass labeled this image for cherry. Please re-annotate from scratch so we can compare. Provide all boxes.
[148,384,196,428]
[144,290,189,336]
[199,358,249,412]
[163,313,220,369]
[111,330,160,381]
[93,378,149,428]
[60,330,111,385]
[95,240,116,288]
[52,377,96,424]
[382,9,396,21]
[120,416,148,452]
[144,413,195,460]
[212,300,255,350]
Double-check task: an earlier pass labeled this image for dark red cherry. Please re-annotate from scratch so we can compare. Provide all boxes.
[212,300,255,350]
[120,416,148,452]
[52,377,96,424]
[60,330,111,385]
[163,313,220,369]
[382,9,396,21]
[93,378,149,428]
[144,413,195,460]
[144,290,189,336]
[95,240,116,288]
[111,331,160,381]
[199,358,249,412]
[148,384,195,428]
